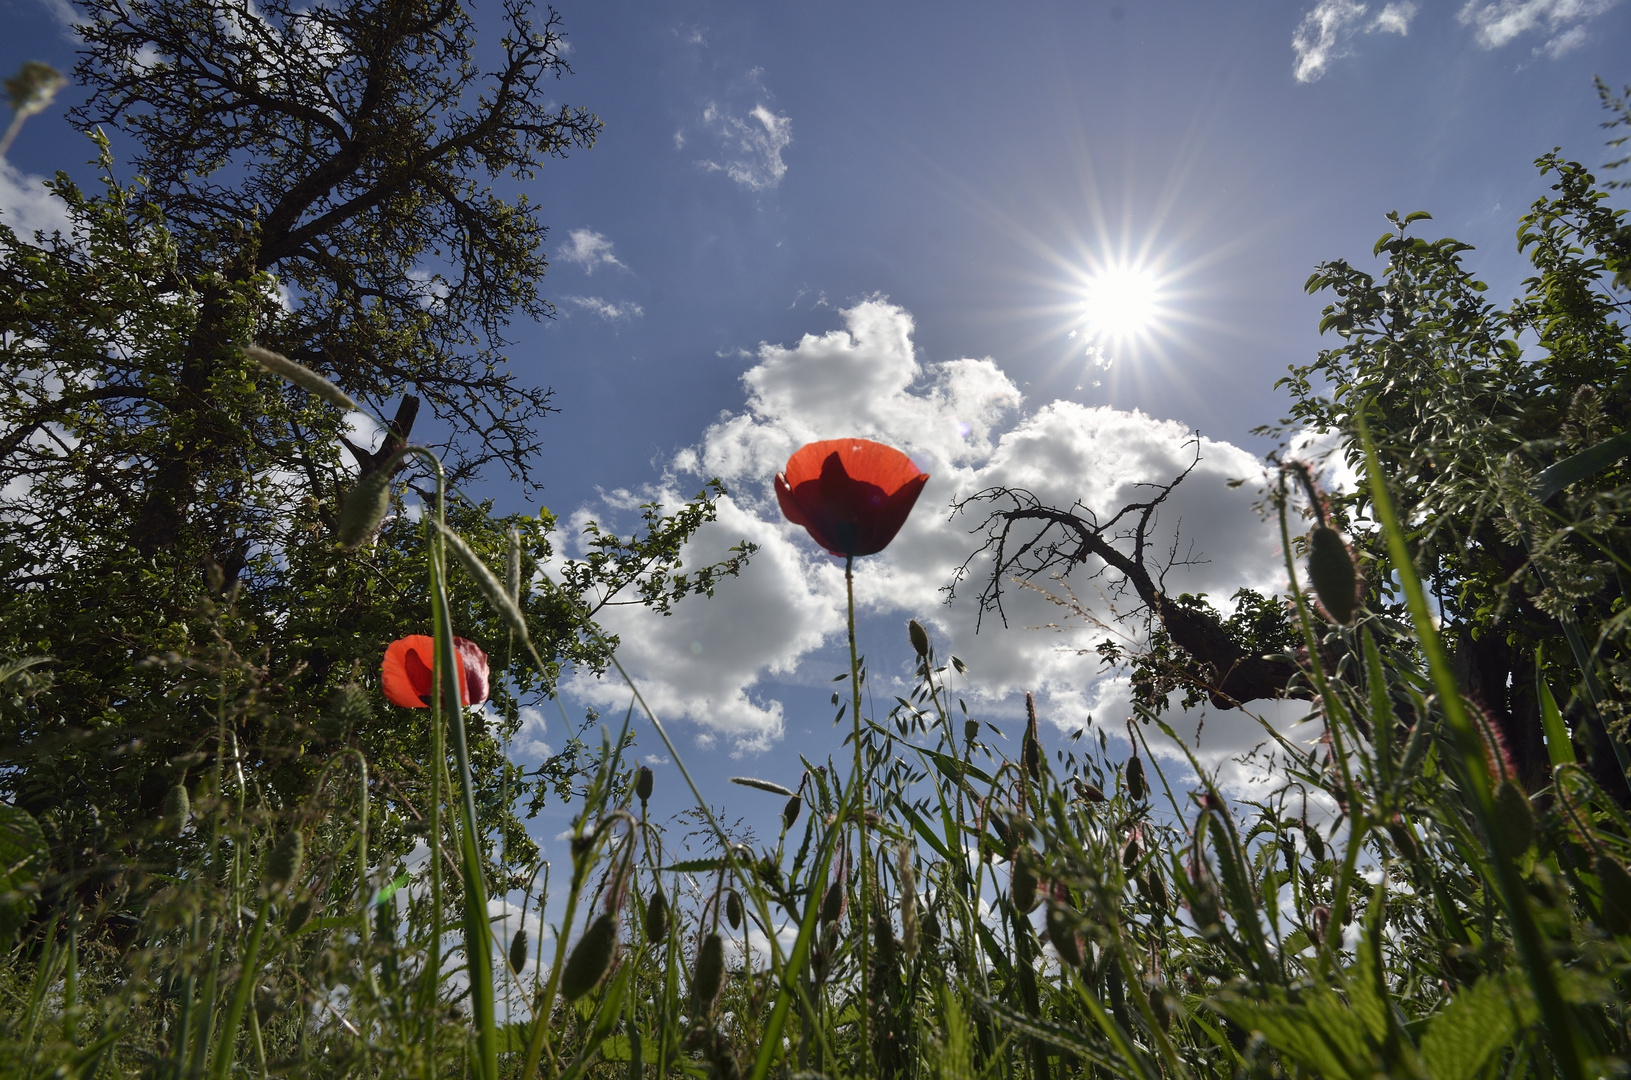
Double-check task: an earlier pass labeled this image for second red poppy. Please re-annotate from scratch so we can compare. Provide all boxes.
[775,438,929,557]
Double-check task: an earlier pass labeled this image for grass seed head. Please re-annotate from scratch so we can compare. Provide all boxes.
[561,912,618,1001]
[245,345,358,411]
[160,783,189,837]
[337,467,394,549]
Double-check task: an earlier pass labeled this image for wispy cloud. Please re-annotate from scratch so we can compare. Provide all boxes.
[556,228,625,274]
[1292,0,1418,82]
[697,103,793,192]
[561,295,644,320]
[1457,0,1619,56]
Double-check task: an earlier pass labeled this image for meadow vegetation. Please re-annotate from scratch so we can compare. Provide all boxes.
[1,5,1630,1076]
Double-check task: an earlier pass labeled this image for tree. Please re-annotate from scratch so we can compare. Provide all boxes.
[955,151,1630,793]
[68,0,602,555]
[0,2,752,921]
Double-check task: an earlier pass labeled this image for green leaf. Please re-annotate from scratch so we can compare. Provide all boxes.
[1418,973,1534,1080]
[1532,429,1631,503]
[1537,672,1575,767]
[0,803,46,947]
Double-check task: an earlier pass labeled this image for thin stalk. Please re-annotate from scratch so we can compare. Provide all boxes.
[844,555,872,1077]
[208,897,269,1080]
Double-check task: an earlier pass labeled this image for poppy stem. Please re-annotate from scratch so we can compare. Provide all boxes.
[845,554,872,1077]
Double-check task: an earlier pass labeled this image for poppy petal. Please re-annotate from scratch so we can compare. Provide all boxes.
[382,635,436,708]
[453,636,490,706]
[776,439,928,557]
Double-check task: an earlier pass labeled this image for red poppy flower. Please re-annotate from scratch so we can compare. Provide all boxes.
[381,635,490,708]
[775,439,930,557]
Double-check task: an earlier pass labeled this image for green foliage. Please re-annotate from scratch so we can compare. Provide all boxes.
[1267,151,1631,788]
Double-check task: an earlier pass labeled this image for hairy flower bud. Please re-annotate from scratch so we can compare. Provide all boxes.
[725,890,743,931]
[561,913,618,1001]
[1307,525,1360,624]
[636,765,654,805]
[265,829,304,893]
[908,619,930,660]
[509,927,529,974]
[693,931,725,1010]
[782,795,802,831]
[644,888,669,943]
[160,783,190,837]
[337,467,394,549]
[1126,755,1148,801]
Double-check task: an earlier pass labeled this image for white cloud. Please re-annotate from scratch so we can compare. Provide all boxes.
[1293,0,1368,82]
[1457,0,1620,52]
[562,299,1296,783]
[0,160,70,239]
[697,103,793,192]
[557,228,625,274]
[1291,0,1417,82]
[1371,2,1419,34]
[561,295,644,320]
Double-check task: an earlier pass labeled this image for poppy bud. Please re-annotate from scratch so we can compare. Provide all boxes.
[254,984,278,1027]
[1595,856,1631,935]
[636,765,654,805]
[725,890,743,931]
[1387,819,1420,862]
[246,345,358,411]
[965,718,980,745]
[898,849,918,960]
[1122,835,1141,872]
[318,682,372,741]
[509,927,529,974]
[1074,778,1105,803]
[1045,901,1081,967]
[821,876,846,924]
[265,830,304,893]
[1303,821,1326,863]
[561,913,618,1001]
[1149,985,1171,1030]
[337,466,394,549]
[782,795,802,830]
[1493,780,1534,858]
[873,906,898,973]
[693,931,725,1010]
[161,783,189,837]
[909,619,930,659]
[1192,881,1222,935]
[1311,904,1330,941]
[1126,755,1147,800]
[922,907,942,949]
[1011,851,1038,913]
[1307,525,1360,624]
[286,897,314,931]
[645,888,669,943]
[1144,871,1168,911]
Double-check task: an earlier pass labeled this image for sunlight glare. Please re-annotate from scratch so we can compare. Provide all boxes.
[1080,264,1161,342]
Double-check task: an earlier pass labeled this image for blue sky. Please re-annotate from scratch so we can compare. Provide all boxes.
[3,0,1628,819]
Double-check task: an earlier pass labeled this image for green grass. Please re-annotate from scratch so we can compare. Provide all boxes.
[2,420,1629,1080]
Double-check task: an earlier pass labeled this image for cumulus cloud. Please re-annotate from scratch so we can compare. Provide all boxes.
[557,228,625,274]
[1291,0,1418,82]
[560,299,1302,783]
[0,160,70,239]
[1458,0,1619,55]
[697,103,793,191]
[561,295,644,320]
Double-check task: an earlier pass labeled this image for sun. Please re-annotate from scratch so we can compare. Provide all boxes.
[1079,264,1162,343]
